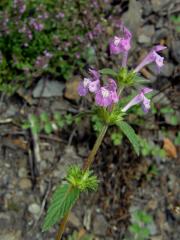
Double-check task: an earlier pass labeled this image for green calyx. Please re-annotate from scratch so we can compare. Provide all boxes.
[66,166,99,192]
[94,107,125,126]
[117,68,136,87]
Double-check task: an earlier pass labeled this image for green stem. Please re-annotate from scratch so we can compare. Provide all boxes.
[55,124,108,240]
[83,124,108,171]
[55,212,69,240]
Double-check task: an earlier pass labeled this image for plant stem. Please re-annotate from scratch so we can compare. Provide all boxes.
[55,124,108,240]
[83,125,108,171]
[55,212,69,240]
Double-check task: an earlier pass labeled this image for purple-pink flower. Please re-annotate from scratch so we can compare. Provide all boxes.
[95,79,119,107]
[78,69,100,96]
[122,87,153,113]
[134,45,167,73]
[109,26,132,55]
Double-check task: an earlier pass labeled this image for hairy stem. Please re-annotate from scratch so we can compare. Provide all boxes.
[55,212,69,240]
[83,125,108,171]
[55,124,108,240]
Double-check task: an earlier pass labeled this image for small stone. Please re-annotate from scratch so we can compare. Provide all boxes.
[153,28,168,42]
[151,0,170,12]
[138,35,151,44]
[41,149,55,163]
[68,212,81,228]
[53,146,82,179]
[151,236,163,240]
[19,178,32,190]
[4,105,17,118]
[142,1,152,16]
[172,41,180,63]
[28,203,41,217]
[160,63,174,77]
[18,168,27,178]
[83,209,92,231]
[121,0,142,36]
[93,214,108,236]
[153,92,171,105]
[50,99,70,113]
[33,79,65,98]
[141,25,155,37]
[147,200,158,210]
[148,222,157,235]
[0,230,22,240]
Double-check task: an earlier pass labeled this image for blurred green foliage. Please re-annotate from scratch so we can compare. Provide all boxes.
[23,112,74,134]
[126,209,154,240]
[0,0,111,95]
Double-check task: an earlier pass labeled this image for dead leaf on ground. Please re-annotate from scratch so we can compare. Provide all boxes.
[163,138,177,158]
[64,76,81,101]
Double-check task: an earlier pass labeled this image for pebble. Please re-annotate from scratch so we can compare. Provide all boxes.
[33,79,65,98]
[68,212,81,228]
[153,28,168,42]
[151,0,170,13]
[28,203,41,217]
[172,41,180,63]
[18,168,28,178]
[138,35,151,44]
[148,222,158,235]
[151,236,163,240]
[141,25,155,37]
[0,230,22,240]
[53,146,82,179]
[142,1,152,16]
[83,209,92,231]
[160,63,174,77]
[122,0,142,36]
[19,178,32,190]
[93,214,108,236]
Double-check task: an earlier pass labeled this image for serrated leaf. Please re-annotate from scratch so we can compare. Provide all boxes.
[42,184,80,231]
[99,68,117,77]
[117,121,140,155]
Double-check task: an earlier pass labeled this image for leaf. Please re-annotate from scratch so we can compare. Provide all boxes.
[44,122,53,134]
[133,75,151,83]
[99,68,117,77]
[42,184,80,231]
[117,121,140,155]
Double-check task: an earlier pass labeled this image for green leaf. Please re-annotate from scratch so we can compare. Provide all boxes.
[42,184,80,231]
[117,121,140,155]
[133,76,151,84]
[99,68,118,77]
[44,122,53,134]
[40,112,49,123]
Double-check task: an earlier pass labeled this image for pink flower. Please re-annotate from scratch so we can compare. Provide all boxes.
[78,78,91,96]
[109,26,132,55]
[95,79,118,107]
[122,87,153,113]
[78,69,100,96]
[134,45,166,73]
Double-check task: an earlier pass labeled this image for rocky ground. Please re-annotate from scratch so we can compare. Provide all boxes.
[0,0,180,239]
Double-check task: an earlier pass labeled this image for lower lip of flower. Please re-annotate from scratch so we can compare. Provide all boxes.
[83,78,90,87]
[101,88,109,98]
[114,37,121,46]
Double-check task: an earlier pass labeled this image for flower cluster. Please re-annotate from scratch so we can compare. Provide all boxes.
[78,69,119,107]
[78,23,166,113]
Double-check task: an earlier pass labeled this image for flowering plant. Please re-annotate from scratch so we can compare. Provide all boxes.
[43,24,166,239]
